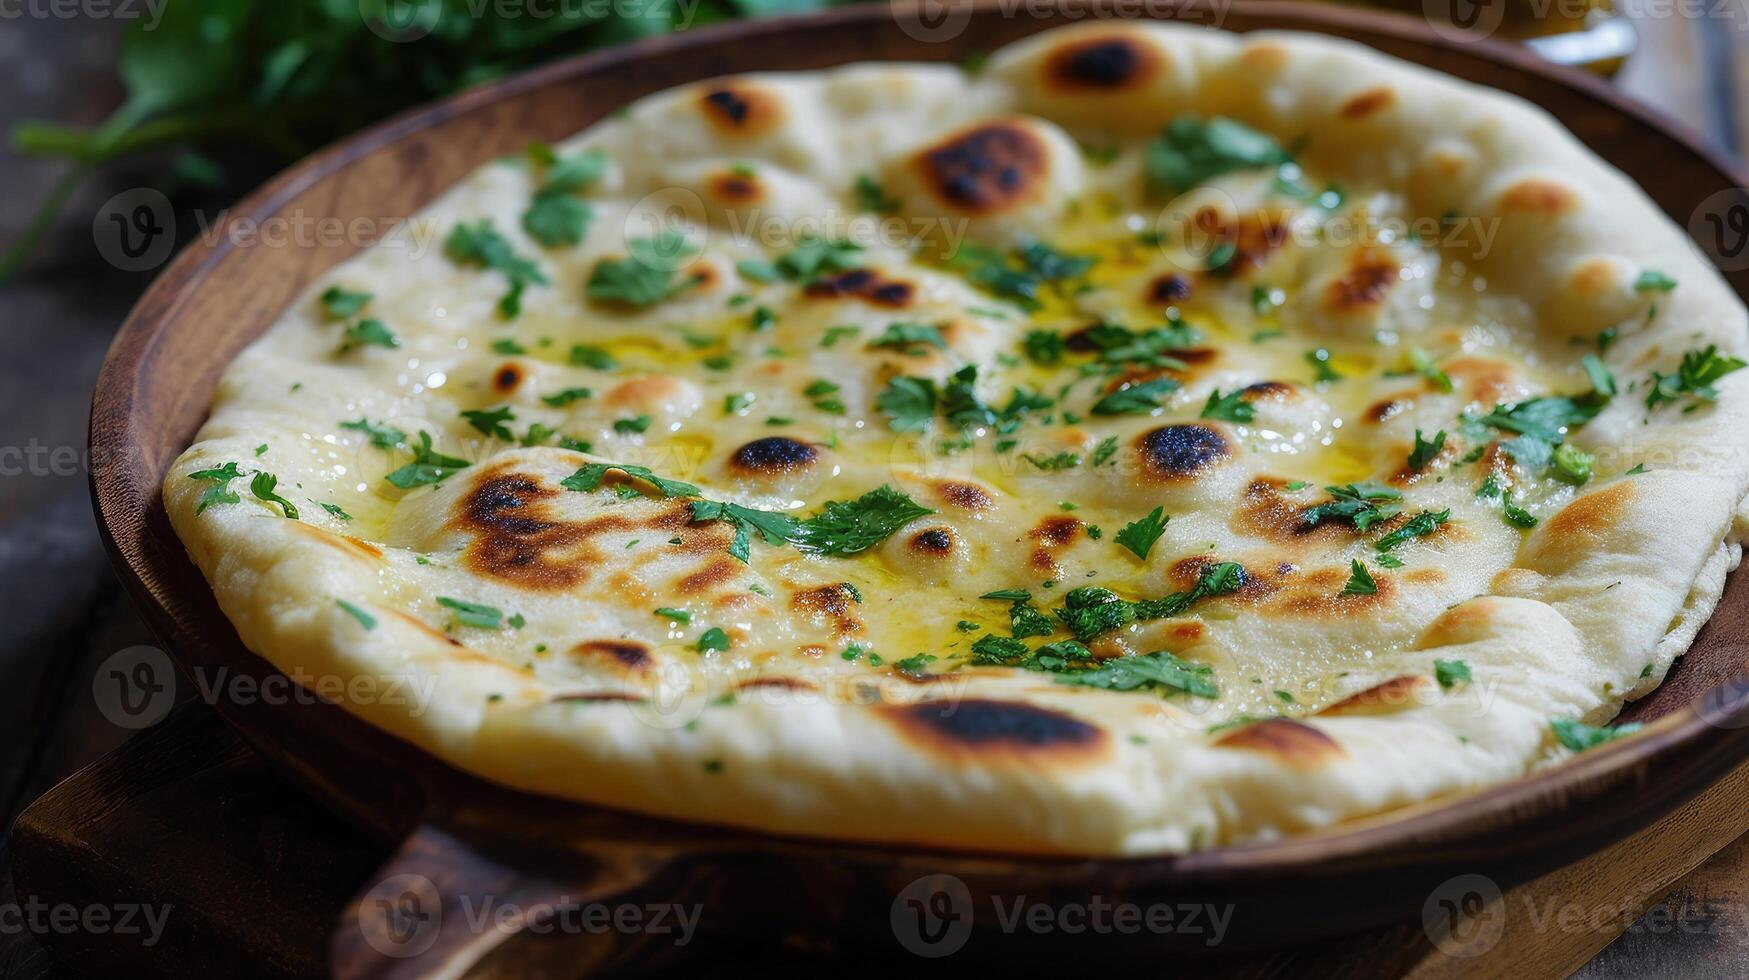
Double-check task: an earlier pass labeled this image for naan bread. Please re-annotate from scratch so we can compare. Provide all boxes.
[164,23,1749,855]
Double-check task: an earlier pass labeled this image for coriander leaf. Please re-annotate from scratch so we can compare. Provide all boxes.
[1434,658,1471,690]
[320,502,353,521]
[792,486,934,557]
[522,190,592,247]
[1054,650,1219,699]
[1199,388,1254,423]
[696,627,731,653]
[1114,506,1169,560]
[190,460,243,515]
[1090,436,1119,468]
[1408,347,1453,393]
[613,415,652,434]
[1374,508,1450,552]
[1023,328,1066,365]
[560,462,700,499]
[335,600,376,631]
[341,418,407,450]
[568,343,617,370]
[655,607,691,624]
[940,366,995,430]
[1501,491,1538,529]
[777,237,863,279]
[855,174,899,213]
[1091,377,1178,415]
[1408,429,1446,471]
[320,286,372,320]
[341,318,399,350]
[1341,558,1377,596]
[248,471,298,519]
[1582,353,1616,398]
[1144,115,1289,194]
[437,596,503,630]
[1022,451,1081,472]
[1633,270,1677,293]
[1645,345,1746,411]
[877,376,936,432]
[541,387,592,407]
[1550,443,1594,486]
[1301,482,1403,532]
[586,230,700,308]
[461,406,516,440]
[1551,717,1642,752]
[867,321,946,351]
[541,147,606,193]
[1306,348,1341,382]
[384,432,470,489]
[445,220,548,319]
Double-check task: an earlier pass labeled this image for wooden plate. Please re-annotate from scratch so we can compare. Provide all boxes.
[86,1,1749,973]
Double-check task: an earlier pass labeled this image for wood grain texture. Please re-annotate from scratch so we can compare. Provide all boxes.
[13,704,1749,977]
[74,2,1749,974]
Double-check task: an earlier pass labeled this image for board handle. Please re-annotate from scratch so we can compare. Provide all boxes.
[331,821,677,978]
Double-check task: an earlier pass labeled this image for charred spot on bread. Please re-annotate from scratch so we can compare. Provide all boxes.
[1045,35,1161,91]
[883,699,1107,760]
[802,268,915,308]
[729,436,818,475]
[1137,424,1230,480]
[911,121,1049,215]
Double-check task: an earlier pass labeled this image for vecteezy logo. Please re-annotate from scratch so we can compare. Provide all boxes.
[361,0,441,43]
[1690,188,1749,272]
[1422,0,1505,44]
[891,0,975,44]
[92,645,177,730]
[92,188,174,272]
[891,873,973,957]
[358,873,443,958]
[1422,872,1506,958]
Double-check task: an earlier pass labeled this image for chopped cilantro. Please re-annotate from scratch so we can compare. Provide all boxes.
[1501,491,1539,529]
[1434,659,1471,690]
[613,415,652,434]
[876,376,937,432]
[1408,429,1446,471]
[385,432,470,488]
[586,230,701,308]
[1551,717,1642,752]
[867,321,946,352]
[320,502,353,521]
[190,461,243,515]
[335,599,376,630]
[1341,559,1377,596]
[568,344,617,370]
[319,286,373,320]
[1144,115,1289,194]
[1114,506,1169,561]
[1199,388,1254,423]
[444,220,548,319]
[541,387,592,407]
[1091,377,1178,415]
[1054,650,1219,699]
[341,318,398,350]
[1374,509,1450,552]
[1302,482,1403,532]
[855,174,899,214]
[1633,270,1677,293]
[654,607,691,624]
[696,627,731,653]
[1306,348,1341,383]
[461,406,516,441]
[1645,345,1746,412]
[437,596,504,630]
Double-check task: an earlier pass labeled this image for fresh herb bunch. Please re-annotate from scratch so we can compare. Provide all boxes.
[3,0,836,279]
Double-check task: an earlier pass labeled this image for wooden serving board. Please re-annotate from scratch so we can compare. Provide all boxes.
[12,703,1749,977]
[77,2,1749,975]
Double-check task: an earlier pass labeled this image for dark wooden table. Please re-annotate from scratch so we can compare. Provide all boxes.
[2,8,1747,977]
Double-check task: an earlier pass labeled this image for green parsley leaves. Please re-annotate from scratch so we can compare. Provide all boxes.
[1144,116,1289,195]
[445,219,548,319]
[1114,506,1169,560]
[1340,559,1377,596]
[1200,388,1255,423]
[1302,482,1402,532]
[385,432,471,489]
[586,230,702,308]
[1551,717,1642,752]
[1645,345,1746,413]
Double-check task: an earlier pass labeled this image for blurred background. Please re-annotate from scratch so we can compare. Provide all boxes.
[1,1,1747,975]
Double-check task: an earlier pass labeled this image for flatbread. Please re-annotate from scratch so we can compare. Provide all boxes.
[164,22,1749,855]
